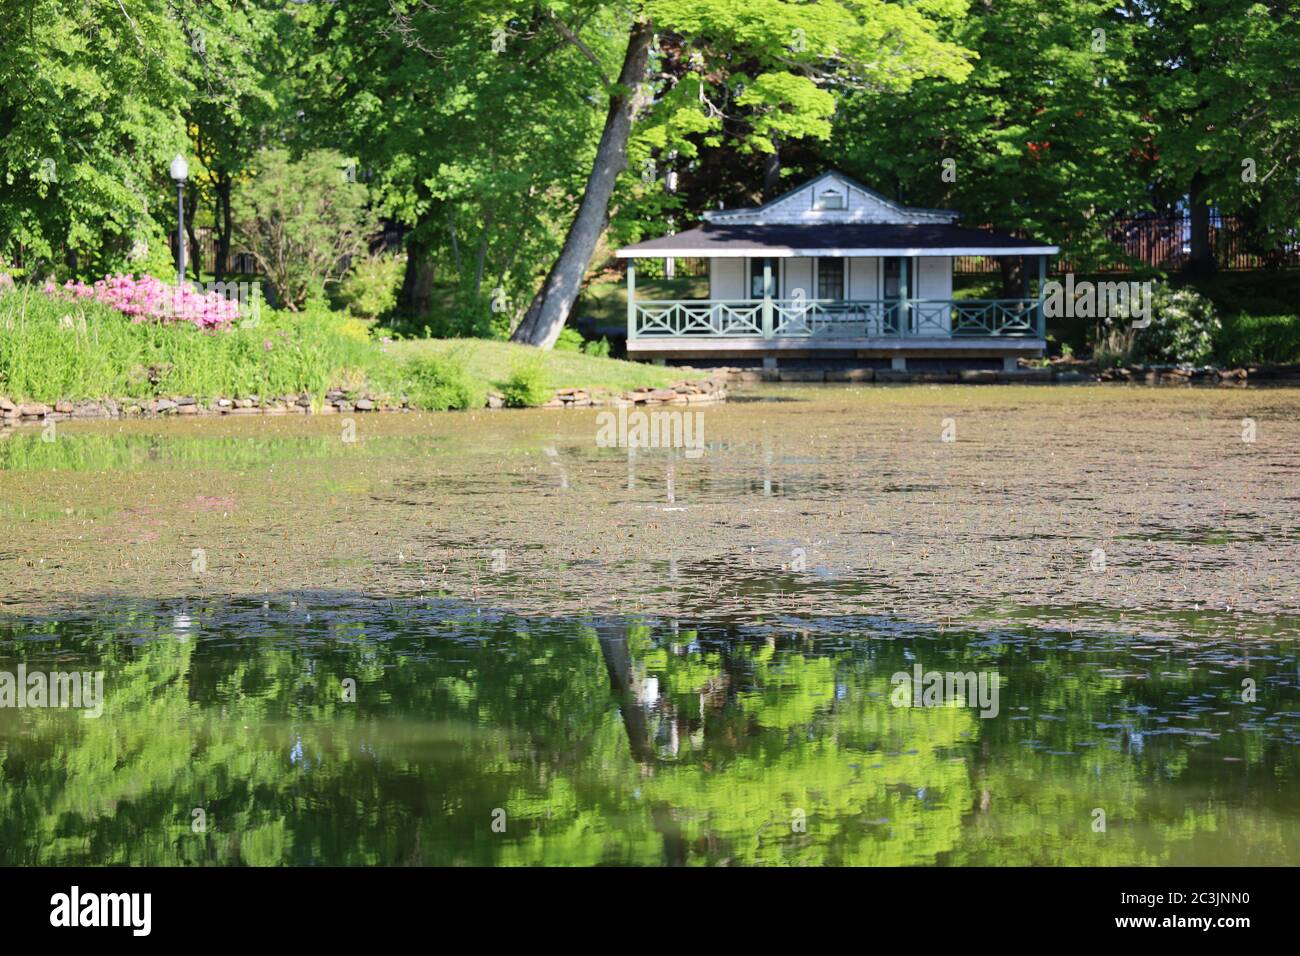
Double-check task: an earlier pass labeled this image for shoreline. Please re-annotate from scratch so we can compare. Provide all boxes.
[0,378,730,427]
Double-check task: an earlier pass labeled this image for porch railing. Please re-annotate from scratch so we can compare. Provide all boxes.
[630,298,1044,339]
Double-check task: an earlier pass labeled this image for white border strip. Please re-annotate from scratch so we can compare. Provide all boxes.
[616,246,1060,258]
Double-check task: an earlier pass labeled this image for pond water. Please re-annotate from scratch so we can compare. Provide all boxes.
[1,385,1298,865]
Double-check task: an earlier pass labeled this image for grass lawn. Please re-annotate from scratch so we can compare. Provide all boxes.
[574,274,709,331]
[388,337,678,405]
[0,287,681,409]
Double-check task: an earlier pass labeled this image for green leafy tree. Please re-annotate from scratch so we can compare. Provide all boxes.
[824,0,1151,272]
[0,0,189,278]
[1139,0,1300,273]
[231,148,378,309]
[177,0,285,282]
[509,0,975,348]
[285,1,613,334]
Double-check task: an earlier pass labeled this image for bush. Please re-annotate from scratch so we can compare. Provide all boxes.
[1133,285,1220,365]
[1215,313,1300,366]
[1098,283,1220,366]
[501,360,551,407]
[42,273,241,329]
[337,253,403,321]
[232,149,379,311]
[554,328,610,357]
[400,353,476,410]
[553,328,585,352]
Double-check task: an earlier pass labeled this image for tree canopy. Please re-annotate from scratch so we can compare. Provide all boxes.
[1,0,1296,341]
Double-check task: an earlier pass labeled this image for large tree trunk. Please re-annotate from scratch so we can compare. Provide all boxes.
[1186,168,1216,274]
[998,256,1024,298]
[510,19,655,348]
[398,231,437,317]
[184,210,202,284]
[214,174,232,282]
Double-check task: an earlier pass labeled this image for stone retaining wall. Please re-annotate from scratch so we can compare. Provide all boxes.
[0,380,729,427]
[487,379,728,409]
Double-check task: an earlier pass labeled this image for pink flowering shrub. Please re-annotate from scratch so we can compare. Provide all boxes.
[43,273,239,330]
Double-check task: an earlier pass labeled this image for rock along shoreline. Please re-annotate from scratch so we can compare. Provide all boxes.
[0,379,731,427]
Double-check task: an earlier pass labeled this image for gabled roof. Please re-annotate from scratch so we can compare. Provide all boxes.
[702,169,959,224]
[616,222,1060,258]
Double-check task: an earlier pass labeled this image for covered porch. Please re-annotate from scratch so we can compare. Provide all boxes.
[617,222,1058,368]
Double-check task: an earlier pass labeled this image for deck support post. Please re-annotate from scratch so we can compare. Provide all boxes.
[761,260,773,338]
[1003,355,1019,372]
[626,258,636,343]
[891,356,907,371]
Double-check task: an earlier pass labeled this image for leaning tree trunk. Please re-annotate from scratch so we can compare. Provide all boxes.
[1186,169,1217,274]
[510,19,655,348]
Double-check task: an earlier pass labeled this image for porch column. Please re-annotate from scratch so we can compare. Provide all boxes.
[626,258,636,343]
[761,259,773,339]
[899,256,909,335]
[1036,255,1047,337]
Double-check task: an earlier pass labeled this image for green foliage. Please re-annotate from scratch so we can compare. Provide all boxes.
[0,0,190,278]
[614,0,975,245]
[1133,286,1221,366]
[552,328,586,352]
[231,149,379,311]
[1215,313,1300,367]
[294,0,614,331]
[0,287,379,403]
[1097,284,1221,367]
[582,336,610,358]
[337,253,404,321]
[501,360,552,407]
[178,0,285,282]
[1144,0,1300,237]
[825,0,1150,269]
[398,353,477,411]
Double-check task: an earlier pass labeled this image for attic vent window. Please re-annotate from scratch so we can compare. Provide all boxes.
[816,188,845,210]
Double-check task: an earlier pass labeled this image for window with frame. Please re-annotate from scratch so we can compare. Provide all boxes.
[817,258,845,300]
[815,188,846,210]
[883,257,917,298]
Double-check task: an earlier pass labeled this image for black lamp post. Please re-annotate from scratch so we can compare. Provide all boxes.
[169,154,189,286]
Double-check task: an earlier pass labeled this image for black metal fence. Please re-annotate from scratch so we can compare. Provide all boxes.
[955,215,1300,274]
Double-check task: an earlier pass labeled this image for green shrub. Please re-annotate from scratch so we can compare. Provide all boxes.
[1133,285,1219,365]
[553,328,585,352]
[401,353,476,410]
[501,360,551,407]
[582,336,611,358]
[554,328,610,357]
[338,252,403,320]
[1099,284,1219,366]
[232,149,379,310]
[1215,313,1300,366]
